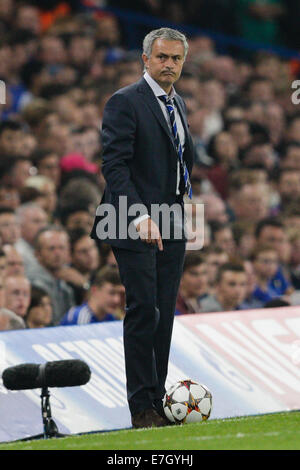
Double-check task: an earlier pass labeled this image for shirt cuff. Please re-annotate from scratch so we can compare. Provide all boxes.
[133,214,150,228]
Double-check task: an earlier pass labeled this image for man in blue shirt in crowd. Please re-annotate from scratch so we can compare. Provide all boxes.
[61,266,124,326]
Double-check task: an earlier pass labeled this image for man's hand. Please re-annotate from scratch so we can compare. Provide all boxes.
[56,266,88,287]
[136,217,163,251]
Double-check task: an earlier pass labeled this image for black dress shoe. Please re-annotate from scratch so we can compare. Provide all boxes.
[131,408,168,429]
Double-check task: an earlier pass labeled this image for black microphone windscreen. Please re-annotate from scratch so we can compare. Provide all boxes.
[2,363,39,390]
[44,360,91,388]
[2,359,91,390]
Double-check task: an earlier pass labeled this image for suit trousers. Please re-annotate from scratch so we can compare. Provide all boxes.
[112,240,186,416]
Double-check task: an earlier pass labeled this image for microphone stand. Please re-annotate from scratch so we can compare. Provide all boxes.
[19,387,67,441]
[41,386,61,439]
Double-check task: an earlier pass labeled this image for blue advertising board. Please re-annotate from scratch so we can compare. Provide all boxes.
[0,309,297,443]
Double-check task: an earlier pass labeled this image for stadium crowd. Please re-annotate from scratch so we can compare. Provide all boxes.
[0,0,300,330]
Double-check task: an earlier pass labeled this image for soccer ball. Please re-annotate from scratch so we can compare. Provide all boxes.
[163,379,212,424]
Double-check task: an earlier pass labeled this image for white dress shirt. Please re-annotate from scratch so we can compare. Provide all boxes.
[133,72,185,228]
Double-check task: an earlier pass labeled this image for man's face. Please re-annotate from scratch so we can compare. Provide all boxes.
[257,226,289,263]
[66,211,94,233]
[82,129,100,161]
[0,186,20,209]
[229,123,251,150]
[283,147,300,170]
[0,129,23,155]
[36,231,70,272]
[214,228,235,255]
[72,236,99,273]
[253,250,279,280]
[94,282,122,313]
[38,154,60,187]
[279,172,300,202]
[4,276,31,317]
[217,271,247,308]
[21,207,48,245]
[3,245,24,276]
[257,226,285,252]
[0,213,20,244]
[181,263,208,297]
[27,295,52,327]
[205,198,228,224]
[235,184,269,222]
[206,253,228,285]
[142,39,185,92]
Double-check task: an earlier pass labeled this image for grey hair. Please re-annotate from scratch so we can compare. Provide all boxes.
[143,28,189,60]
[34,224,69,250]
[16,202,45,222]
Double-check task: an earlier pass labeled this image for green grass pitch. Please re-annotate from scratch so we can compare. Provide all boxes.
[0,411,299,450]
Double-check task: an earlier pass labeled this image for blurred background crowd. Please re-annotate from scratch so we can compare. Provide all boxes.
[0,0,300,331]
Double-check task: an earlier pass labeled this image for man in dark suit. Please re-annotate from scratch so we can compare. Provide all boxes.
[91,28,194,428]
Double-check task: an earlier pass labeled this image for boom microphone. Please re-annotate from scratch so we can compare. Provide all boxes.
[2,359,91,390]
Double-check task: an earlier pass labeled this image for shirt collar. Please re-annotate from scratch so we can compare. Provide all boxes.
[144,71,176,99]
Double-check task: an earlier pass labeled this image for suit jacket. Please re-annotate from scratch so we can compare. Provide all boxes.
[90,77,194,251]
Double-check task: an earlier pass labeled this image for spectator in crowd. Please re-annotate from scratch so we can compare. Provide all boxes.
[209,221,236,256]
[60,266,122,326]
[0,0,299,330]
[285,116,300,145]
[225,119,252,155]
[15,202,48,271]
[2,244,25,276]
[240,259,264,310]
[232,220,256,259]
[200,262,247,313]
[254,217,293,295]
[15,2,41,35]
[200,193,229,225]
[31,148,61,189]
[282,203,300,231]
[272,168,300,213]
[175,252,209,315]
[24,175,57,217]
[200,78,225,143]
[58,202,95,234]
[280,143,300,170]
[205,130,239,198]
[227,179,270,223]
[25,286,53,329]
[3,274,31,318]
[0,308,26,331]
[203,245,229,293]
[0,121,25,156]
[39,122,72,158]
[58,177,102,216]
[0,206,20,245]
[250,244,283,306]
[69,125,101,162]
[244,76,275,104]
[57,228,101,304]
[0,156,33,190]
[0,184,20,210]
[285,227,300,290]
[26,225,75,324]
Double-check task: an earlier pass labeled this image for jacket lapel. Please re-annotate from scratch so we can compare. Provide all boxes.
[137,78,192,159]
[137,78,174,144]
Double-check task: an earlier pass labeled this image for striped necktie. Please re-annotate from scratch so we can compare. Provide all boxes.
[159,94,192,199]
